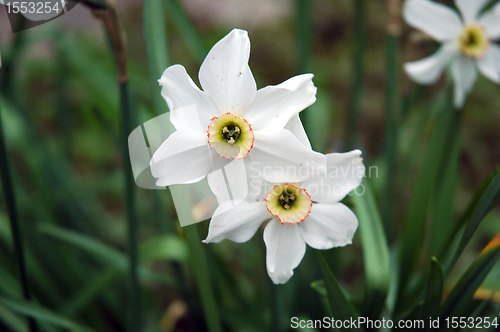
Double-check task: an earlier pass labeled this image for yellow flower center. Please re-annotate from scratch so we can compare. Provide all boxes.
[265,184,312,224]
[460,25,490,58]
[207,112,254,160]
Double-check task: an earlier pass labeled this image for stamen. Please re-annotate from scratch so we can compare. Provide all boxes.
[460,25,490,58]
[266,184,312,224]
[207,113,254,160]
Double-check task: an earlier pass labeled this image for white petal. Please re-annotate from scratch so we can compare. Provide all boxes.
[404,42,459,84]
[207,159,250,204]
[455,0,489,24]
[159,64,218,125]
[403,0,463,41]
[479,2,500,39]
[244,74,317,131]
[151,130,229,185]
[263,219,306,284]
[477,43,500,83]
[170,105,205,132]
[248,129,326,183]
[298,203,358,250]
[204,201,269,243]
[302,150,365,204]
[198,29,257,116]
[451,55,478,108]
[284,114,312,149]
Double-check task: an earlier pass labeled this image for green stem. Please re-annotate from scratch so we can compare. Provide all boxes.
[183,224,223,332]
[0,100,38,332]
[346,0,365,150]
[382,8,401,236]
[120,81,140,332]
[294,0,312,132]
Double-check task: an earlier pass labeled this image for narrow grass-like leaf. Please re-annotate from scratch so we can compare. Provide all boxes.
[346,0,365,150]
[397,91,458,306]
[440,233,500,319]
[421,257,443,327]
[316,251,365,332]
[352,180,390,317]
[164,0,206,62]
[143,0,169,115]
[0,97,38,332]
[183,220,223,332]
[139,235,188,262]
[37,223,177,285]
[60,268,120,317]
[382,1,401,234]
[445,170,500,274]
[0,303,28,332]
[0,296,95,332]
[428,135,459,261]
[310,279,327,297]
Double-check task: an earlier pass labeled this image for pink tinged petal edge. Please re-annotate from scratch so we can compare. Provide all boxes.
[404,42,459,85]
[403,0,463,41]
[298,203,358,250]
[244,74,317,132]
[263,219,306,284]
[198,29,257,116]
[301,150,365,204]
[455,0,490,25]
[159,64,219,126]
[451,55,478,108]
[477,43,500,84]
[204,201,269,243]
[479,2,500,39]
[248,129,327,183]
[150,130,229,186]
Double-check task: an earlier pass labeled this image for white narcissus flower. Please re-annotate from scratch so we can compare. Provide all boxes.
[403,0,500,108]
[151,29,326,186]
[204,150,364,284]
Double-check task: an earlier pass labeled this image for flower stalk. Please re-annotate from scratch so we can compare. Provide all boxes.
[87,1,140,331]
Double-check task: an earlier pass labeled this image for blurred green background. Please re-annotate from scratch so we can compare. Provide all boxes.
[0,0,499,331]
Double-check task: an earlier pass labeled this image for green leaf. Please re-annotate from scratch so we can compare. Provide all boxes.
[310,279,327,297]
[397,91,459,306]
[0,296,95,332]
[143,0,169,116]
[445,168,500,273]
[351,179,390,316]
[37,223,177,286]
[427,129,460,261]
[139,234,188,263]
[421,257,443,324]
[164,0,206,62]
[316,251,365,332]
[440,234,500,319]
[0,303,28,332]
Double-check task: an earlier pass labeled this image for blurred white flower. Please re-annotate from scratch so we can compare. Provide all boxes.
[204,150,364,284]
[403,0,500,108]
[151,28,325,186]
